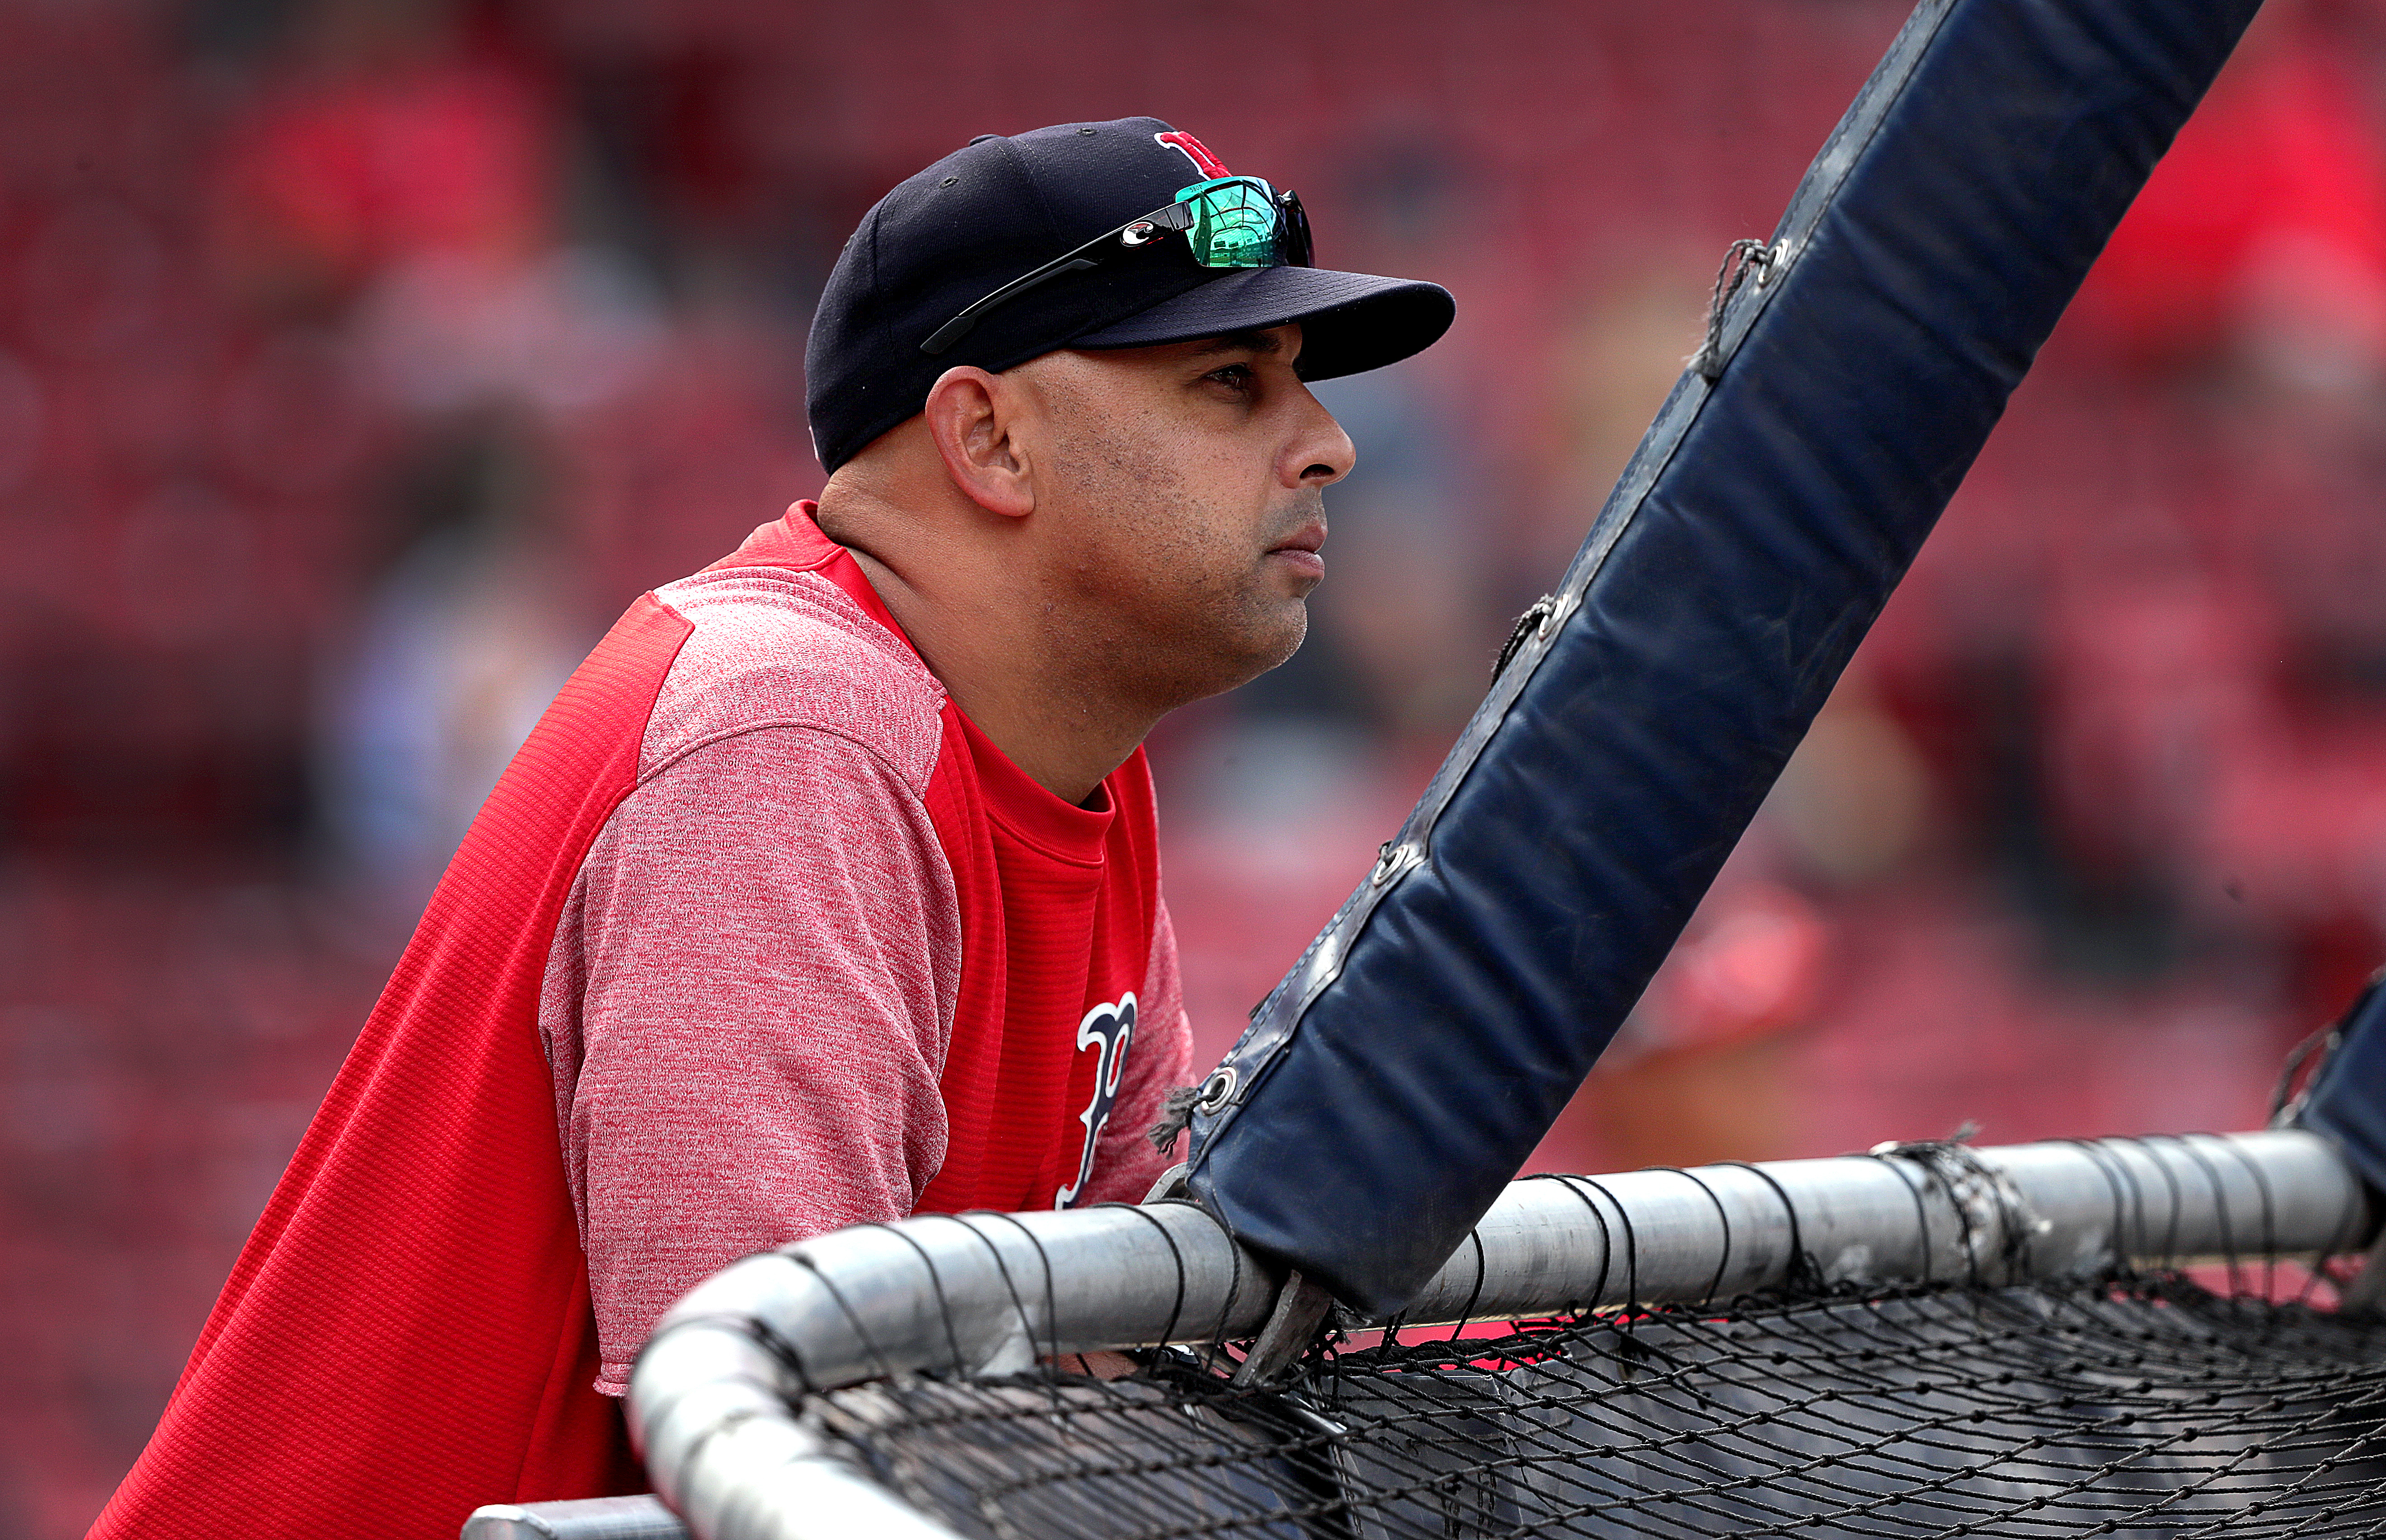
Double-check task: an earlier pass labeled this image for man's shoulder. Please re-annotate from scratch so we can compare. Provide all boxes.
[642,563,947,789]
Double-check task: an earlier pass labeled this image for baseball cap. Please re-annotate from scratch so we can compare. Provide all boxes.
[804,117,1456,473]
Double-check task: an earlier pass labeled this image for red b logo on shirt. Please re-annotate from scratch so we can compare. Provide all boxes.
[1055,994,1136,1208]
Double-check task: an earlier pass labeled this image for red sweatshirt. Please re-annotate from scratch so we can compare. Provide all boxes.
[95,508,1190,1539]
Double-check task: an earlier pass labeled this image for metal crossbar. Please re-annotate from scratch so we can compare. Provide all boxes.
[465,1131,2378,1540]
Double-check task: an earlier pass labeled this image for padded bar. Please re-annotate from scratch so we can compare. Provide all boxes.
[1183,0,2266,1315]
[2297,973,2386,1195]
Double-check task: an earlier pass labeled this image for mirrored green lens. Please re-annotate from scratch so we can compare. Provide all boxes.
[1177,177,1282,269]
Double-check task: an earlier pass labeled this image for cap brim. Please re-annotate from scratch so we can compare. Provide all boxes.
[1065,265,1455,380]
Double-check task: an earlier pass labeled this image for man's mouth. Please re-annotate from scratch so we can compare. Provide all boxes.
[1268,521,1327,579]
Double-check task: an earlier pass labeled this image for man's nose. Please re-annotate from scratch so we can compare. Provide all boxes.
[1290,396,1357,487]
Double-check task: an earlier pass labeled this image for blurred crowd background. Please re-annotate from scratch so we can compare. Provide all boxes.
[9,0,2386,1530]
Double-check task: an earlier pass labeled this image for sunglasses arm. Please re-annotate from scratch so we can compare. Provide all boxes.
[921,256,1099,356]
[919,201,1197,357]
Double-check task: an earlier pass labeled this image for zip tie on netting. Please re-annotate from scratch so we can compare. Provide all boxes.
[2127,1133,2192,1271]
[860,1221,969,1375]
[786,1250,899,1385]
[1721,1159,1827,1297]
[2164,1133,2249,1297]
[2062,1136,2142,1284]
[977,1211,1066,1370]
[1575,1174,1641,1320]
[1648,1164,1735,1306]
[1096,1202,1190,1352]
[912,1211,1046,1383]
[1520,1172,1617,1313]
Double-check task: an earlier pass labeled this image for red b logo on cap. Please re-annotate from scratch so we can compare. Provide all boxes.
[1155,131,1231,179]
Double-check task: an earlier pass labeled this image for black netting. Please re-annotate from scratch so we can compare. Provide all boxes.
[800,1275,2386,1539]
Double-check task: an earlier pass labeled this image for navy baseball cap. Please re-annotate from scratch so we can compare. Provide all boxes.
[804,117,1456,473]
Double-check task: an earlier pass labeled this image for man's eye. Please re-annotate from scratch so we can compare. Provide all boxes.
[1207,364,1256,393]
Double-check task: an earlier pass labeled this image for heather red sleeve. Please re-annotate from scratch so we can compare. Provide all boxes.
[1076,898,1196,1206]
[540,725,962,1393]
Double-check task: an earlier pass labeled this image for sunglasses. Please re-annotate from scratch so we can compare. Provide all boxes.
[921,177,1314,357]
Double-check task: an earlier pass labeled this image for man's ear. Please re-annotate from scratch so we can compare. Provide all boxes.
[923,366,1034,519]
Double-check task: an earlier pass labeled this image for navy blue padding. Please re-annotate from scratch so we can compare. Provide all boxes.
[2297,977,2386,1199]
[1184,0,2264,1317]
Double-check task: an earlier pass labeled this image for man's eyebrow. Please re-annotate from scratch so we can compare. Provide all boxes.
[1181,329,1286,360]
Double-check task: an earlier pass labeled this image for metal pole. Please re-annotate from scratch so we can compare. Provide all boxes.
[593,1131,2367,1540]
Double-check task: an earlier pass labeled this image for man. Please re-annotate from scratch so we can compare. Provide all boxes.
[96,117,1451,1538]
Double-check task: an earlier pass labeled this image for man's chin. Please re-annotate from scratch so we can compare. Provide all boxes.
[1232,606,1310,686]
[1157,620,1303,713]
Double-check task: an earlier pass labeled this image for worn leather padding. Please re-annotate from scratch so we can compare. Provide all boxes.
[2298,977,2386,1201]
[1187,0,2266,1317]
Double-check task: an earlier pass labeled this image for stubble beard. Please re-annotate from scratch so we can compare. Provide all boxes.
[1045,427,1313,716]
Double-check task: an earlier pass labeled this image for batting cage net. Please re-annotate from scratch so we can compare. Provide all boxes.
[544,1131,2386,1540]
[807,1272,2386,1540]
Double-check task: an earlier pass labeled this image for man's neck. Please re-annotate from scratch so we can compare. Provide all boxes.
[831,521,1156,808]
